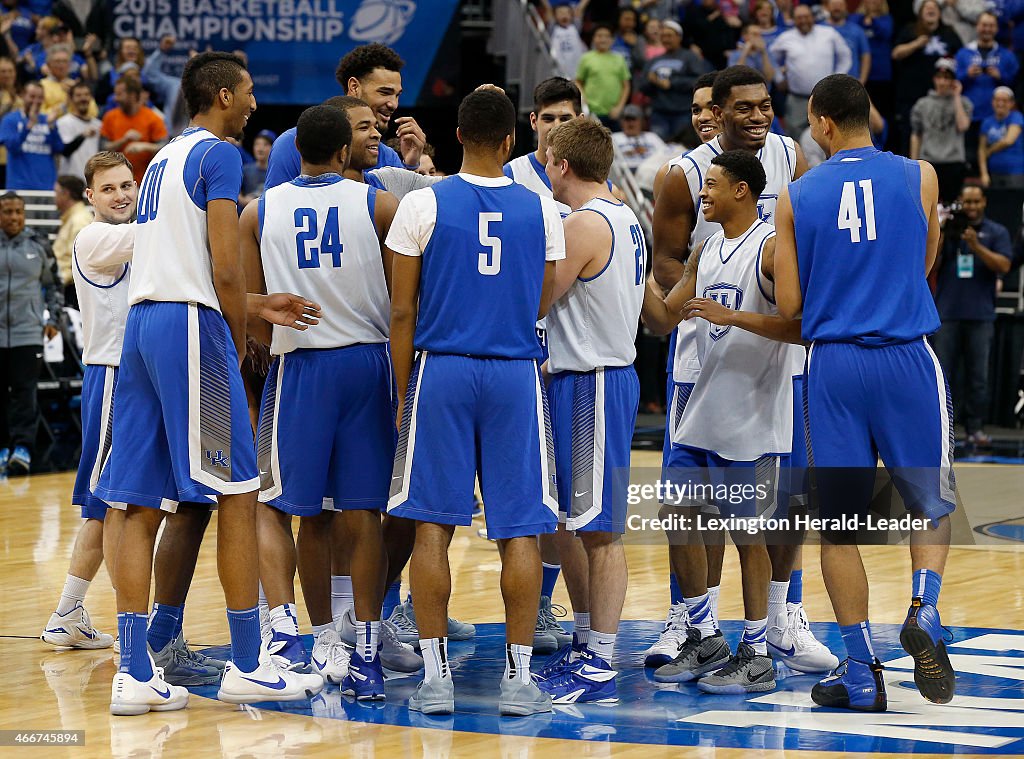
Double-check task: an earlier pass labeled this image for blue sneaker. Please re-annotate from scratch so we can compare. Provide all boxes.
[267,631,309,672]
[8,446,29,475]
[532,643,577,681]
[341,649,386,700]
[0,448,9,475]
[811,658,887,711]
[534,650,617,704]
[900,598,955,704]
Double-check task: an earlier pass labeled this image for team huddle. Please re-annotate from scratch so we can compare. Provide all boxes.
[39,45,958,721]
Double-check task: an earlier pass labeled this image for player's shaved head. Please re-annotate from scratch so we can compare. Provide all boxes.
[711,150,767,201]
[296,104,353,165]
[181,51,247,118]
[547,118,614,183]
[457,89,516,150]
[810,74,870,133]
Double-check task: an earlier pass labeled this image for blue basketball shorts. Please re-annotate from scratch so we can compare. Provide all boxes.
[661,329,678,461]
[549,365,639,533]
[95,301,258,511]
[778,373,810,513]
[663,443,784,520]
[256,344,396,516]
[387,352,558,540]
[662,381,695,468]
[73,364,119,519]
[805,338,956,524]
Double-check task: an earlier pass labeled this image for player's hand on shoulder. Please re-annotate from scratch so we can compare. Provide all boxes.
[259,293,322,331]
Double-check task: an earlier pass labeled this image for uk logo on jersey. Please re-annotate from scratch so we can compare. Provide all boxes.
[703,283,743,341]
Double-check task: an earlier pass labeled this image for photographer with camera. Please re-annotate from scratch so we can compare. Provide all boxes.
[931,184,1012,447]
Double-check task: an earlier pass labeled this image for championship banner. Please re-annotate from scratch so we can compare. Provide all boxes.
[111,0,460,105]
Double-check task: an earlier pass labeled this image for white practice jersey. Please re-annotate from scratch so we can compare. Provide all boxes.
[259,174,389,354]
[71,222,134,366]
[504,153,571,216]
[673,220,802,460]
[129,128,240,310]
[670,132,798,385]
[546,198,646,373]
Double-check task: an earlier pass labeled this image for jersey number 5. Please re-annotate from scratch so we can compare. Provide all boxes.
[837,179,877,243]
[478,212,502,275]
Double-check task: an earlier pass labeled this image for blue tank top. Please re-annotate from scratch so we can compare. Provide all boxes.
[415,176,548,359]
[791,147,940,345]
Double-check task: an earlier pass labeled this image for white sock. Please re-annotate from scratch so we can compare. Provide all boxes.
[56,574,90,615]
[742,617,769,655]
[311,622,333,636]
[587,629,616,662]
[331,575,354,624]
[420,637,451,682]
[683,593,717,638]
[573,612,591,648]
[504,643,533,684]
[707,584,721,627]
[269,603,299,638]
[258,582,267,608]
[357,620,381,661]
[768,581,790,626]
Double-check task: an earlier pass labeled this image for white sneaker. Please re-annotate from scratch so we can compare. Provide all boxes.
[310,628,350,684]
[767,605,839,674]
[110,658,189,716]
[42,604,115,649]
[217,646,324,704]
[643,602,689,667]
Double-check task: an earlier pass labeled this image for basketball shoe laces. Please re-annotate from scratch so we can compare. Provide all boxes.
[540,601,569,631]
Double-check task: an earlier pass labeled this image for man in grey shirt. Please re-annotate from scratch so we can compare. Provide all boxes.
[911,58,973,203]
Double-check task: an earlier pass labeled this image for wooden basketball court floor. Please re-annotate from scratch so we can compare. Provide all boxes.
[2,453,1023,758]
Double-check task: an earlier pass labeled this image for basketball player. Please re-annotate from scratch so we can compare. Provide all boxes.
[531,119,644,704]
[242,104,401,699]
[644,69,720,668]
[387,89,563,716]
[642,150,794,693]
[649,65,835,675]
[95,53,325,715]
[773,74,956,711]
[265,43,426,190]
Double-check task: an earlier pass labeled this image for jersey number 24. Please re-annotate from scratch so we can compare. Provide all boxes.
[295,207,343,269]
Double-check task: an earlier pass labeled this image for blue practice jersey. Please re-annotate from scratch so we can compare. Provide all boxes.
[386,174,564,360]
[790,147,940,345]
[265,127,404,190]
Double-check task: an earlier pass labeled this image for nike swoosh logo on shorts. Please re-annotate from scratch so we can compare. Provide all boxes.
[241,674,288,690]
[574,491,588,498]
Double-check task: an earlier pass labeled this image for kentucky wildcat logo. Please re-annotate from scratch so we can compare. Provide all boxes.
[703,283,743,341]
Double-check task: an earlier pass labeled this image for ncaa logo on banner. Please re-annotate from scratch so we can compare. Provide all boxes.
[702,283,743,341]
[349,0,417,44]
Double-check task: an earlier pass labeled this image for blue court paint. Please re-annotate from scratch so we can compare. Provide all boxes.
[979,520,1024,544]
[194,620,1024,754]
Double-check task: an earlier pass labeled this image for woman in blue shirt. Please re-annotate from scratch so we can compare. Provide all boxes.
[979,86,1024,190]
[850,0,894,124]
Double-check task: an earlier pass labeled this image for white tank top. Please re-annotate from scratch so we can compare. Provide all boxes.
[673,219,802,460]
[129,128,232,310]
[504,153,571,216]
[546,198,645,373]
[259,174,389,354]
[71,221,134,366]
[671,132,798,385]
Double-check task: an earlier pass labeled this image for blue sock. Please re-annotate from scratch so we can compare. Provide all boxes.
[118,612,153,680]
[226,607,262,673]
[787,570,803,605]
[541,563,560,599]
[173,605,185,639]
[669,573,683,605]
[382,582,402,619]
[147,603,181,652]
[913,569,942,607]
[839,621,875,665]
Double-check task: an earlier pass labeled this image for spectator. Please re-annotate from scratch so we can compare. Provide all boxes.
[955,11,1018,163]
[850,0,895,124]
[774,0,796,29]
[612,103,667,170]
[931,185,1012,447]
[0,0,35,56]
[575,24,632,126]
[95,36,145,107]
[979,86,1024,190]
[55,82,100,181]
[550,4,587,81]
[417,143,441,176]
[641,20,704,140]
[683,0,740,71]
[825,0,871,83]
[0,191,61,475]
[239,129,274,207]
[0,55,19,187]
[20,18,93,82]
[771,4,852,138]
[727,24,776,80]
[100,75,167,185]
[51,174,91,307]
[611,8,641,62]
[911,58,972,202]
[634,18,666,65]
[0,81,63,190]
[891,0,963,154]
[141,36,187,135]
[40,44,79,117]
[749,0,784,50]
